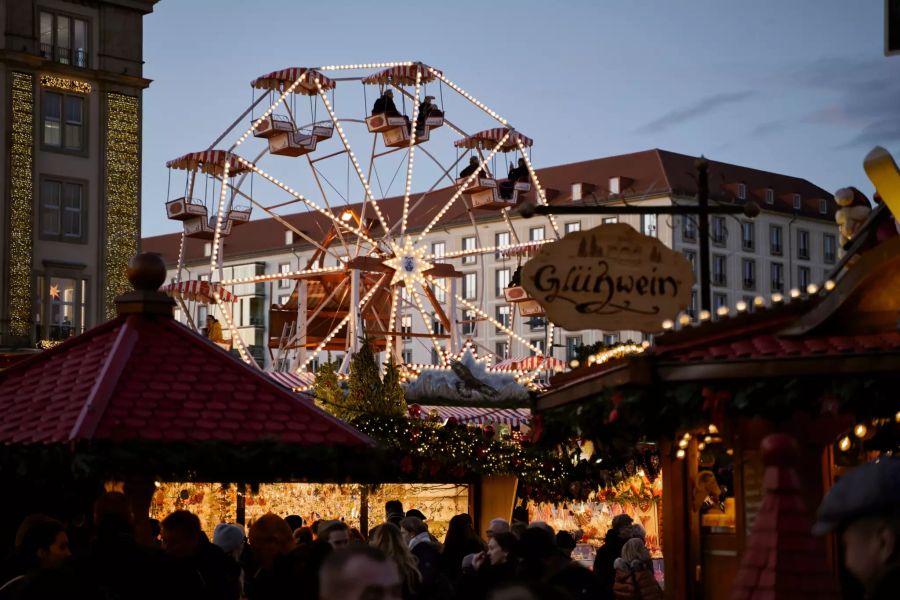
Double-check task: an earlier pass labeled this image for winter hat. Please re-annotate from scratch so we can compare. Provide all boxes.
[213,523,245,554]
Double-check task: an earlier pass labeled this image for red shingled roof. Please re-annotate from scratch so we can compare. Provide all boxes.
[660,331,900,362]
[0,314,371,447]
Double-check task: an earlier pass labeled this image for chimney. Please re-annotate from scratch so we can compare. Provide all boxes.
[114,253,175,317]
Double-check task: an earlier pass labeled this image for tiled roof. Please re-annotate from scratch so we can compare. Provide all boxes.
[143,149,835,265]
[0,314,371,447]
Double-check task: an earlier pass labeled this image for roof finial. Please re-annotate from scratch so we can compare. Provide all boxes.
[115,253,174,317]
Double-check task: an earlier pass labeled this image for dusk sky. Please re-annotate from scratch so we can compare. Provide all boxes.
[140,0,899,237]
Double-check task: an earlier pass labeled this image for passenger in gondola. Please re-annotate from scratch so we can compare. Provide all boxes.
[206,315,224,343]
[500,158,529,199]
[372,89,399,116]
[416,95,442,128]
[459,156,487,180]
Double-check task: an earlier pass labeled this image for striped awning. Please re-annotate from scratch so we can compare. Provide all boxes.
[268,370,316,390]
[492,356,565,372]
[412,404,531,426]
[499,240,550,259]
[362,64,441,86]
[251,68,336,95]
[165,150,252,176]
[454,128,533,152]
[163,280,237,304]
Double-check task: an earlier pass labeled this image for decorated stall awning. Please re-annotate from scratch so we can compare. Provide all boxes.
[362,64,441,86]
[499,240,551,259]
[493,356,565,372]
[250,67,336,95]
[268,370,316,390]
[163,280,237,304]
[454,128,533,152]
[412,404,531,426]
[166,150,252,176]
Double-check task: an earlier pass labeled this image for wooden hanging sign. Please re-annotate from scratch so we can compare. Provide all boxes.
[521,223,694,333]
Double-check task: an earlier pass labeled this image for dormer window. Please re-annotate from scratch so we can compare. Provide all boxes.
[737,183,746,200]
[819,198,827,214]
[793,194,802,210]
[572,183,582,201]
[765,188,774,205]
[285,230,294,245]
[609,177,621,195]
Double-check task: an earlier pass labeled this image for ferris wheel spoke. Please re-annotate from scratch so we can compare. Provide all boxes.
[230,73,311,150]
[316,83,393,236]
[516,140,561,239]
[388,146,467,238]
[219,265,345,286]
[212,289,257,367]
[410,282,449,366]
[384,286,401,365]
[306,155,351,256]
[426,68,509,127]
[401,73,423,236]
[429,238,553,261]
[416,132,510,243]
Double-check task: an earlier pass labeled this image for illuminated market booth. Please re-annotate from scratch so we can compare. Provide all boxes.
[536,198,900,599]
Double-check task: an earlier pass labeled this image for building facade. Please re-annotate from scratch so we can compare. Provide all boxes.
[0,0,158,348]
[143,149,840,370]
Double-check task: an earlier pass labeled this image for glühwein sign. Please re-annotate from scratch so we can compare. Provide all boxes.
[521,223,695,333]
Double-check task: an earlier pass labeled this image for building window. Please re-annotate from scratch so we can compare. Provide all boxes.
[35,273,88,341]
[462,309,477,336]
[682,216,697,242]
[765,188,774,205]
[713,293,728,310]
[278,263,291,288]
[495,231,510,259]
[793,194,802,210]
[824,234,837,264]
[495,268,511,297]
[434,278,447,303]
[529,316,546,331]
[462,272,477,300]
[641,214,657,237]
[798,266,811,289]
[819,198,828,214]
[495,341,508,360]
[461,236,477,265]
[571,183,582,201]
[430,347,441,365]
[285,230,294,245]
[401,314,412,340]
[769,225,783,256]
[565,336,583,361]
[684,250,697,278]
[712,216,727,245]
[402,349,413,364]
[602,217,618,225]
[713,255,727,286]
[530,339,546,355]
[432,314,446,336]
[609,177,621,195]
[40,179,84,242]
[495,305,511,332]
[203,243,212,257]
[279,295,291,305]
[797,230,810,260]
[602,333,618,346]
[742,259,756,290]
[42,92,84,151]
[431,242,446,259]
[39,11,89,67]
[771,262,784,292]
[741,221,755,252]
[529,226,545,241]
[689,290,697,318]
[564,222,581,234]
[737,183,746,200]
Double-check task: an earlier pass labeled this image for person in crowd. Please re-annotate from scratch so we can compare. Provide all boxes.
[527,522,555,537]
[524,526,600,600]
[283,539,332,600]
[441,514,485,579]
[555,531,577,559]
[813,457,900,600]
[369,523,421,599]
[406,509,426,522]
[512,506,529,526]
[245,513,294,599]
[456,530,518,600]
[486,518,510,540]
[510,522,528,540]
[0,515,72,599]
[473,531,516,572]
[386,500,405,527]
[593,514,634,600]
[206,315,224,343]
[487,581,570,600]
[148,518,162,547]
[400,517,448,598]
[161,510,240,600]
[319,521,350,550]
[349,528,367,545]
[284,515,303,533]
[73,492,188,600]
[293,526,313,546]
[310,519,322,539]
[320,546,403,600]
[612,538,662,600]
[212,523,246,595]
[459,156,488,180]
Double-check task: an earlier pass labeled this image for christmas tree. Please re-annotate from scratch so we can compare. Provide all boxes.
[380,356,407,417]
[314,359,345,418]
[345,337,384,420]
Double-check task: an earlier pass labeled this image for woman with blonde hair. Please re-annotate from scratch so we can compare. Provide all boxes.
[369,522,421,599]
[612,537,662,600]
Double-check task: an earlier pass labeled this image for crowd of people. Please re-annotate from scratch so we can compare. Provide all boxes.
[0,495,663,600]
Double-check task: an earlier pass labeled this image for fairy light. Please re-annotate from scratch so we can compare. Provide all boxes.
[213,290,255,365]
[708,424,719,434]
[587,343,646,367]
[209,158,231,276]
[316,81,392,236]
[234,157,378,246]
[771,293,784,304]
[220,265,344,286]
[427,68,508,126]
[676,449,686,460]
[838,436,851,452]
[789,288,801,299]
[401,71,422,235]
[853,423,867,438]
[318,62,415,71]
[661,319,674,330]
[175,233,186,286]
[433,239,553,261]
[716,306,730,317]
[699,310,711,321]
[735,300,748,313]
[824,279,836,291]
[235,73,308,147]
[416,133,511,243]
[516,140,561,238]
[678,313,691,327]
[7,72,34,336]
[806,283,819,295]
[753,296,766,309]
[678,439,688,449]
[384,286,401,366]
[40,74,92,94]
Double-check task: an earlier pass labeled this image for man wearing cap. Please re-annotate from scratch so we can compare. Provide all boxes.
[814,458,900,599]
[417,96,441,129]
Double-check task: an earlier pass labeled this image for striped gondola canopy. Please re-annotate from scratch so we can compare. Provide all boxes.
[362,63,441,86]
[454,128,533,152]
[163,280,237,304]
[250,67,336,95]
[165,150,252,177]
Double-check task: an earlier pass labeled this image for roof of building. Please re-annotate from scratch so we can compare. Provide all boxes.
[143,149,836,265]
[0,296,372,448]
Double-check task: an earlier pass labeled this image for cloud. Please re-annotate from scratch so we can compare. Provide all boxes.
[748,120,786,138]
[635,91,754,134]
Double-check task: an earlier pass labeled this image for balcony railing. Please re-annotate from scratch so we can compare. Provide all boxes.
[39,43,89,68]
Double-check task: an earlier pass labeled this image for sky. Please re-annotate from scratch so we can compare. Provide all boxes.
[140,0,900,237]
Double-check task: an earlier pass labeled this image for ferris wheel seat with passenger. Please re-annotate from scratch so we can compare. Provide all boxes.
[250,68,337,157]
[454,129,533,210]
[363,64,445,149]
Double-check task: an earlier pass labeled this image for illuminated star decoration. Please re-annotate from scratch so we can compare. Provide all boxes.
[49,284,60,299]
[383,236,434,287]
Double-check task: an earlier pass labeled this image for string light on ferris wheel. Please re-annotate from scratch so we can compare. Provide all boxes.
[401,71,422,236]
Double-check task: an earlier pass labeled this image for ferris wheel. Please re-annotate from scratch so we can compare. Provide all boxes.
[162,61,562,384]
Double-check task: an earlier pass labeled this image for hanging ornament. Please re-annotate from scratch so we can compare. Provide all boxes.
[607,409,619,424]
[483,424,496,438]
[408,404,422,418]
